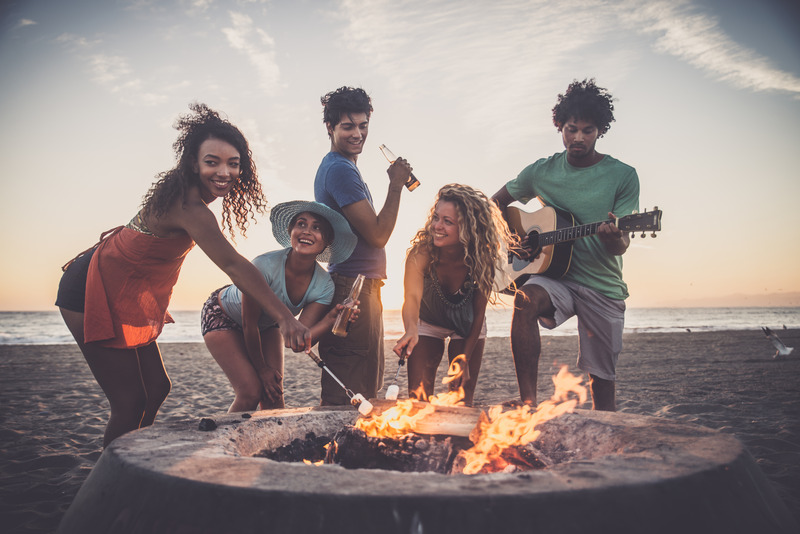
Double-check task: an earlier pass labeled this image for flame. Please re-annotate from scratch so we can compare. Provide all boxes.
[460,365,587,474]
[354,357,586,475]
[355,398,436,437]
[411,355,467,406]
[356,355,468,437]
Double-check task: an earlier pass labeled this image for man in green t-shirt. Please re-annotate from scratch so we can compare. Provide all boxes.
[492,79,640,411]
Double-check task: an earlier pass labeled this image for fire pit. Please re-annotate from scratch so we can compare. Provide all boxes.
[57,405,795,534]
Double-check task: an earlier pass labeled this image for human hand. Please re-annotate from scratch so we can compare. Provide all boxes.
[392,332,417,358]
[598,212,623,242]
[258,366,284,404]
[386,157,412,189]
[514,234,542,261]
[326,301,361,325]
[278,317,312,353]
[598,212,629,255]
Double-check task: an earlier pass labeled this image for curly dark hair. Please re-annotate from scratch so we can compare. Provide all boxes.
[552,79,615,137]
[141,103,267,238]
[320,86,373,128]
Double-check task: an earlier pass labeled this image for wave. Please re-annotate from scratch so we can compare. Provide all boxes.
[2,307,798,345]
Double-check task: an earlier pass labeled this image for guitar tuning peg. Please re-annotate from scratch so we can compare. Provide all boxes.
[640,232,646,238]
[630,232,635,238]
[650,232,657,238]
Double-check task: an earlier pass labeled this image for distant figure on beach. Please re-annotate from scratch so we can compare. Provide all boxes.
[314,86,413,405]
[201,201,357,412]
[492,79,640,411]
[56,104,312,447]
[392,184,517,406]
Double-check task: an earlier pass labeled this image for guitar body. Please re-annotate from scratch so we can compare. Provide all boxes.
[505,205,576,287]
[499,203,662,295]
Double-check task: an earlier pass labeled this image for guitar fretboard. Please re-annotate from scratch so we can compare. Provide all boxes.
[538,220,610,245]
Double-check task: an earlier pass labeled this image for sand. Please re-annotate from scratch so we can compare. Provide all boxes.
[1,329,799,532]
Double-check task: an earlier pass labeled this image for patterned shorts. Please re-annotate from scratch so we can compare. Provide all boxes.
[200,286,241,336]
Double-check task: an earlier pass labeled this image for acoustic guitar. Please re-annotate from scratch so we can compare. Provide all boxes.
[499,204,662,294]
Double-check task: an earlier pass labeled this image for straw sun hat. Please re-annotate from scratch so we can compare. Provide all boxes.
[269,201,357,264]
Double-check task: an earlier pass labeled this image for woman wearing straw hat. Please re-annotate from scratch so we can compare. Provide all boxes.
[201,201,357,411]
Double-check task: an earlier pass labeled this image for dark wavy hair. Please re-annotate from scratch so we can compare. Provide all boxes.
[320,86,373,128]
[552,79,615,137]
[141,103,267,238]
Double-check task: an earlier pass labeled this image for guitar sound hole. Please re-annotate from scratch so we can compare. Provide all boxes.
[526,231,540,254]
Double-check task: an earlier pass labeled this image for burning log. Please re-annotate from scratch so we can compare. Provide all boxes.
[325,426,472,474]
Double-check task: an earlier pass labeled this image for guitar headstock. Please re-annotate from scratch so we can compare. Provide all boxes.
[618,207,662,238]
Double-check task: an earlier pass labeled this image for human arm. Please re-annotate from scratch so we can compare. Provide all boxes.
[491,185,539,259]
[240,292,283,403]
[170,197,311,351]
[597,212,631,256]
[340,159,411,248]
[295,301,359,346]
[491,185,515,212]
[392,251,426,358]
[598,167,639,256]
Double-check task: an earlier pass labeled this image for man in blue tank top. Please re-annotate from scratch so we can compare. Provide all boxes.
[314,86,413,405]
[492,79,640,412]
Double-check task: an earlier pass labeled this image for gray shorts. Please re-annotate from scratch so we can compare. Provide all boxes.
[523,276,625,381]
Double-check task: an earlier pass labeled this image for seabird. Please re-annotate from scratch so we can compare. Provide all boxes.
[761,327,794,358]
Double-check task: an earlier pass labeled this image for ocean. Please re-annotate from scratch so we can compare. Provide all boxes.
[1,307,799,345]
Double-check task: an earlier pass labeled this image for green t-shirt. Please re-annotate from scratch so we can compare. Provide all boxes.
[505,151,639,300]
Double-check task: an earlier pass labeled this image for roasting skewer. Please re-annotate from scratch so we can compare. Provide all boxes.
[384,349,407,400]
[307,350,373,415]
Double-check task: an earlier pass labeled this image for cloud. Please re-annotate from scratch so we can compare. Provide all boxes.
[333,0,800,156]
[15,19,37,29]
[56,33,101,49]
[621,0,800,96]
[223,11,281,94]
[333,0,628,154]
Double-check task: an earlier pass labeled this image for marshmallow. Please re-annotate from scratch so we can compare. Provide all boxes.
[351,394,373,416]
[385,384,399,400]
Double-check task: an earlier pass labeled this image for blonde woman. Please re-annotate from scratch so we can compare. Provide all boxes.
[393,184,517,406]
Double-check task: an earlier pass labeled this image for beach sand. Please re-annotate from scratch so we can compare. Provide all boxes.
[1,329,799,532]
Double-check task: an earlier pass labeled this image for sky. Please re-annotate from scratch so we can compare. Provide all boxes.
[1,0,799,312]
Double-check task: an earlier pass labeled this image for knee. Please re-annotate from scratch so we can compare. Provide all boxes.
[513,286,547,319]
[110,391,148,419]
[236,382,263,408]
[148,376,172,406]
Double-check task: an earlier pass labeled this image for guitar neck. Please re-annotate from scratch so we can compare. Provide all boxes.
[538,219,610,245]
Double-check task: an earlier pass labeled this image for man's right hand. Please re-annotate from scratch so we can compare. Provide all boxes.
[386,157,412,189]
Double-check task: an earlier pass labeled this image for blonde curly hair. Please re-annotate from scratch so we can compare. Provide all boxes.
[407,184,518,303]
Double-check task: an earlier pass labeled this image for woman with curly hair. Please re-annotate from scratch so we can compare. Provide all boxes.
[392,184,517,406]
[56,103,311,446]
